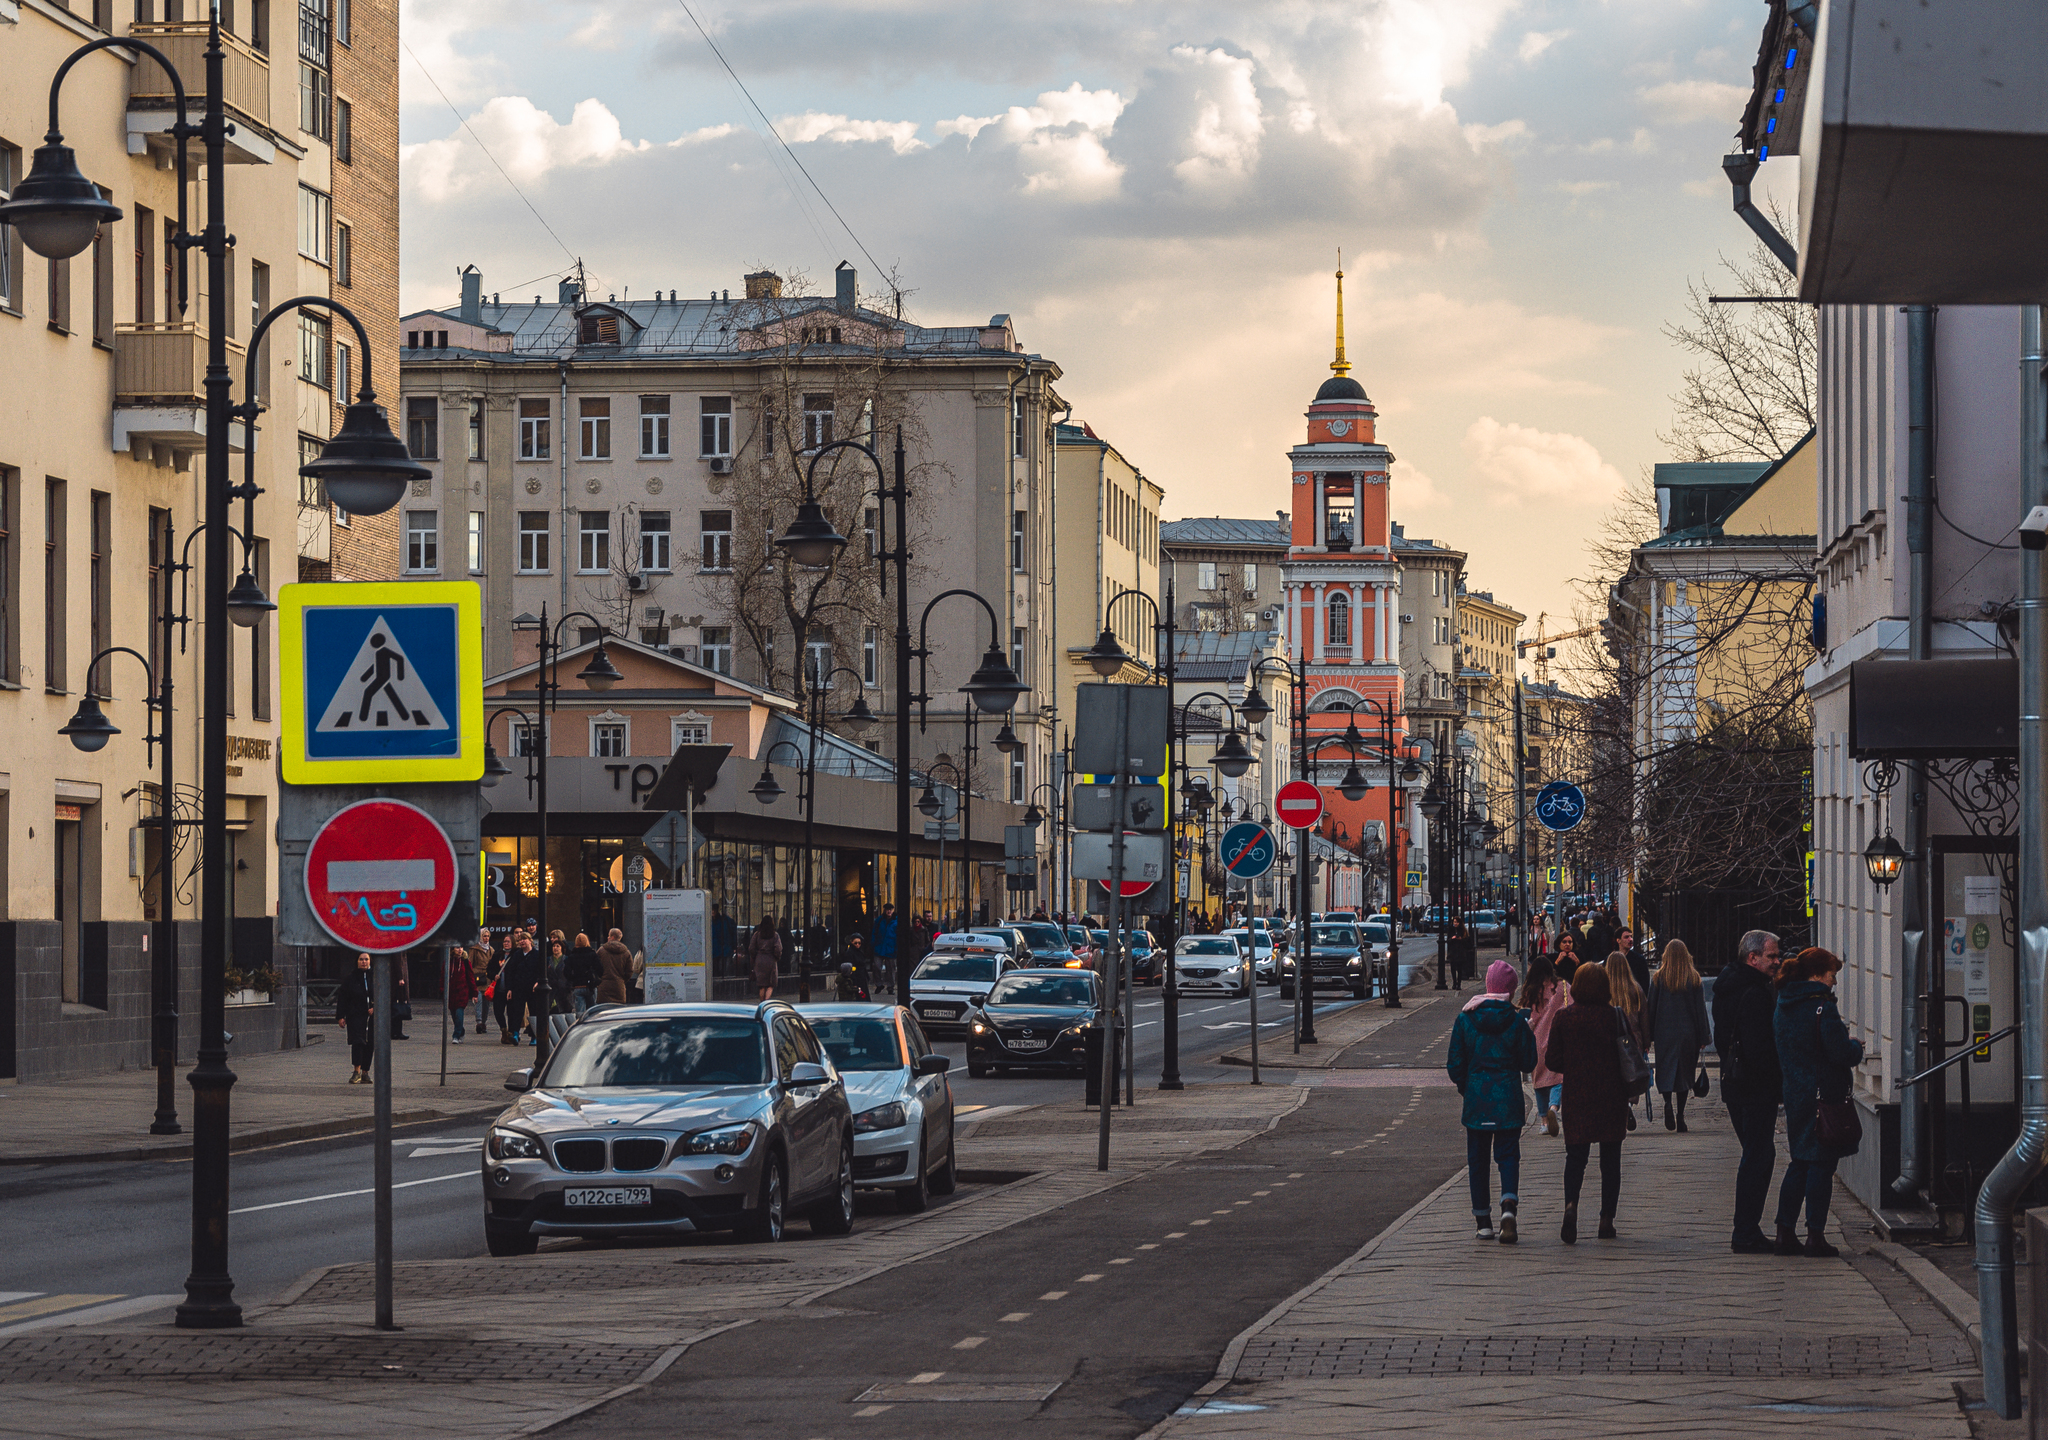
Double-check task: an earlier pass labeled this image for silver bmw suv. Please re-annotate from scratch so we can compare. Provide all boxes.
[482,1002,855,1253]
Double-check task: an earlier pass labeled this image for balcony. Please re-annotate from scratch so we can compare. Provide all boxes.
[111,324,247,467]
[127,23,276,165]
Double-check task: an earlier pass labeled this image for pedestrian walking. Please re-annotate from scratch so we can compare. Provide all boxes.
[565,933,602,1017]
[1646,939,1711,1132]
[1552,931,1578,980]
[499,930,543,1045]
[1620,927,1651,996]
[712,903,738,979]
[1713,929,1784,1252]
[446,943,475,1043]
[388,952,411,1040]
[470,930,494,1035]
[1604,950,1652,1126]
[873,903,898,989]
[336,952,375,1084]
[1448,959,1539,1243]
[1544,964,1632,1243]
[1517,955,1569,1137]
[1773,946,1864,1257]
[747,917,783,1001]
[593,928,635,1006]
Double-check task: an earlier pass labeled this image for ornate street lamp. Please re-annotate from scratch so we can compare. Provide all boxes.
[1084,626,1132,677]
[1865,828,1907,888]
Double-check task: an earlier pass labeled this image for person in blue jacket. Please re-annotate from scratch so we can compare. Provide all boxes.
[1449,959,1540,1244]
[872,904,899,988]
[1773,945,1864,1257]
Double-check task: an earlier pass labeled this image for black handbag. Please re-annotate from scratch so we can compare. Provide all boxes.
[1811,1004,1861,1155]
[393,1001,414,1022]
[1615,1009,1651,1099]
[1692,1065,1711,1099]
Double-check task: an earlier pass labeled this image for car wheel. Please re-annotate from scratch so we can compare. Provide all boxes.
[740,1150,786,1244]
[1349,985,1366,999]
[967,1062,988,1079]
[930,1115,958,1195]
[484,1220,537,1257]
[1280,984,1295,1000]
[809,1134,856,1235]
[897,1126,932,1213]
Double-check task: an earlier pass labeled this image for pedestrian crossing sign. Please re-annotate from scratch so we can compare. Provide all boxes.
[279,581,484,784]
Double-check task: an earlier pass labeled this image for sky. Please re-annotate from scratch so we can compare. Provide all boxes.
[395,0,1799,641]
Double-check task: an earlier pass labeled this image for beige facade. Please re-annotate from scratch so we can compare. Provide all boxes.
[1159,516,1289,634]
[0,0,398,1080]
[1392,523,1466,758]
[1457,586,1525,840]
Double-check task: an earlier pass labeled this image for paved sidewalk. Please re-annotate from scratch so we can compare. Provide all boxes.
[0,1020,513,1164]
[1147,1101,1983,1440]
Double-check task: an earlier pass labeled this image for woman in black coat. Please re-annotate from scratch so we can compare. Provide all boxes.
[1544,964,1632,1243]
[335,952,375,1085]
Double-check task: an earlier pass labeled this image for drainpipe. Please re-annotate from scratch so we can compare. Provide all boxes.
[1721,153,1798,276]
[1976,303,2048,1420]
[1893,306,1935,1205]
[558,359,570,615]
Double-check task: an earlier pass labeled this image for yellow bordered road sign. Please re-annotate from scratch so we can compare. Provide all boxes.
[279,581,483,784]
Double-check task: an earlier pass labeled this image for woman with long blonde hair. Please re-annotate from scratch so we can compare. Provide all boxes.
[1646,939,1712,1131]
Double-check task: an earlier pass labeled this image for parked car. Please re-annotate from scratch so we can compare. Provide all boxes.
[1279,923,1368,999]
[1223,927,1278,984]
[1468,910,1506,945]
[970,926,1035,965]
[1322,910,1358,924]
[805,1004,957,1212]
[482,1002,855,1255]
[908,936,1022,1035]
[1175,934,1249,997]
[965,968,1105,1077]
[1009,921,1080,968]
[1086,928,1161,983]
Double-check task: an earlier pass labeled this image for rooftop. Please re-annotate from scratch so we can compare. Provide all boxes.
[1161,517,1290,549]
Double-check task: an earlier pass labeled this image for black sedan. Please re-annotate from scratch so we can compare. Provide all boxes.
[965,969,1103,1077]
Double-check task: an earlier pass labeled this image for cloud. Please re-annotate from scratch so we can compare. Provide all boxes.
[777,112,928,155]
[1462,118,1528,148]
[1390,459,1444,509]
[936,82,1129,198]
[1557,180,1616,196]
[1518,30,1568,63]
[401,96,648,201]
[1461,418,1626,504]
[1636,79,1749,126]
[1168,46,1265,187]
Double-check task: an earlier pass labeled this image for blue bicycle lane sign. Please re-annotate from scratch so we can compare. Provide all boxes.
[1535,781,1586,833]
[1221,821,1278,880]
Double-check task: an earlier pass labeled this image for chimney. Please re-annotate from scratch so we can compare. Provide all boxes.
[744,270,782,300]
[835,260,855,313]
[459,265,482,324]
[558,276,583,305]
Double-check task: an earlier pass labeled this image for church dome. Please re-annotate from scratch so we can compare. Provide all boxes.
[1314,374,1368,403]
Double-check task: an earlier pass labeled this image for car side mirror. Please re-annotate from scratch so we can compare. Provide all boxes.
[504,1068,532,1092]
[787,1060,831,1087]
[916,1053,951,1076]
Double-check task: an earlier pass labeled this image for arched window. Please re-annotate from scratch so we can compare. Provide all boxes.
[1328,593,1350,646]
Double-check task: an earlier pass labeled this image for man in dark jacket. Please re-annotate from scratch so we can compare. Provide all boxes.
[1712,928,1784,1252]
[499,931,544,1046]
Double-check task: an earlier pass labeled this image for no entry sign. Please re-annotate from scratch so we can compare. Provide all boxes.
[305,798,459,952]
[1274,780,1325,831]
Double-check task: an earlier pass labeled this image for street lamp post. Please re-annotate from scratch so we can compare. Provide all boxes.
[917,756,966,926]
[1165,688,1255,1089]
[2,8,427,1328]
[509,607,624,1063]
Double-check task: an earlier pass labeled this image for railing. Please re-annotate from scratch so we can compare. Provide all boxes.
[128,22,272,129]
[114,323,246,406]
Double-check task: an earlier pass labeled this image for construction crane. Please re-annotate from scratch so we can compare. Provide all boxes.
[1517,613,1598,685]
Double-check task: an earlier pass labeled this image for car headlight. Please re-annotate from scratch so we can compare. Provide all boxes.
[970,1020,989,1034]
[1348,956,1362,967]
[1064,1023,1091,1038]
[679,1123,755,1157]
[854,1102,908,1133]
[488,1128,543,1161]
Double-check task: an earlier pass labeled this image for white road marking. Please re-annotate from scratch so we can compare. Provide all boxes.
[1109,1257,1133,1264]
[1165,1231,1187,1238]
[230,1170,473,1214]
[952,1337,986,1350]
[909,1372,944,1384]
[999,1312,1030,1322]
[1077,1273,1104,1282]
[1040,1291,1067,1300]
[854,1404,893,1416]
[1138,1243,1159,1250]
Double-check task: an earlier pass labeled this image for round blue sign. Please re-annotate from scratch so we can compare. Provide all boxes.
[1535,781,1586,833]
[1220,821,1277,880]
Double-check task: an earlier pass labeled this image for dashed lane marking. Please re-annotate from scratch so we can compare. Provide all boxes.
[854,1405,893,1416]
[910,1373,944,1384]
[1040,1291,1067,1300]
[999,1313,1030,1322]
[1078,1274,1104,1282]
[952,1337,986,1350]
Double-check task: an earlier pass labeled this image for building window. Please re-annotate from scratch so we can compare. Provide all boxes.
[518,511,549,573]
[578,511,609,572]
[862,625,878,686]
[467,511,483,573]
[1011,751,1025,802]
[672,718,709,748]
[90,217,113,346]
[467,399,484,459]
[335,341,350,402]
[519,399,550,459]
[335,97,352,163]
[697,395,733,457]
[299,311,331,388]
[1013,395,1025,457]
[578,312,620,345]
[299,433,326,510]
[406,397,438,459]
[47,251,71,334]
[1243,563,1258,593]
[0,143,19,313]
[334,221,351,287]
[863,507,878,558]
[510,721,540,758]
[88,492,109,681]
[639,395,670,457]
[640,510,670,571]
[334,0,350,46]
[804,639,831,686]
[405,511,438,572]
[1012,625,1026,678]
[43,479,65,692]
[801,394,833,450]
[1328,594,1350,647]
[579,397,610,459]
[298,62,330,139]
[700,510,732,571]
[1197,561,1217,591]
[1012,510,1026,571]
[297,184,330,263]
[700,626,732,675]
[592,721,627,758]
[299,0,329,61]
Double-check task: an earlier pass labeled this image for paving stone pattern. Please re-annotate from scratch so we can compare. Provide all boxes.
[1234,1333,1975,1379]
[0,1333,663,1384]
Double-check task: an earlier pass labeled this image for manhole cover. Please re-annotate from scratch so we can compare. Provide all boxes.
[855,1381,1062,1403]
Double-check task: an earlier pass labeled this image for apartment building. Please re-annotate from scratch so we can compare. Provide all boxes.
[1159,516,1289,634]
[1456,585,1525,841]
[1392,522,1466,758]
[0,0,399,1081]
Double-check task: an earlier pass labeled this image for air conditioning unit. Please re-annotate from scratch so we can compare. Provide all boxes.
[626,574,648,593]
[707,456,733,474]
[1399,613,1414,624]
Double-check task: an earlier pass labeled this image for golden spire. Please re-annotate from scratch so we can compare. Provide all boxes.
[1331,250,1351,378]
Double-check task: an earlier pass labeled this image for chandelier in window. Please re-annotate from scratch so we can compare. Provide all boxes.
[519,860,556,898]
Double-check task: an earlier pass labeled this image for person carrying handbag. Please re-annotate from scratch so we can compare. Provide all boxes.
[1772,946,1864,1257]
[1543,964,1634,1243]
[1646,939,1712,1133]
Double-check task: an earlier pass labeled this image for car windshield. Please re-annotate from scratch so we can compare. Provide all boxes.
[915,952,999,981]
[809,1016,905,1072]
[1181,939,1237,955]
[1013,924,1065,950]
[542,1018,767,1088]
[1364,921,1392,940]
[988,974,1097,1007]
[1311,927,1358,947]
[1128,935,1153,952]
